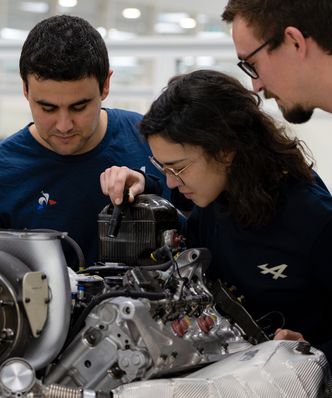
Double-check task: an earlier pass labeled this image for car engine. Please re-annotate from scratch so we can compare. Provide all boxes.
[0,195,331,397]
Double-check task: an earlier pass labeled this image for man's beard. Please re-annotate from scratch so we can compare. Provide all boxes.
[264,90,313,124]
[280,104,314,124]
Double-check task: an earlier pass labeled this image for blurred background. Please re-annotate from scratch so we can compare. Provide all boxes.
[0,0,331,189]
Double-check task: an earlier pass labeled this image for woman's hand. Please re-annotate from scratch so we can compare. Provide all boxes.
[100,166,145,205]
[273,328,306,342]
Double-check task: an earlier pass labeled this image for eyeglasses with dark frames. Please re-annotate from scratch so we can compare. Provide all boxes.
[149,156,193,185]
[237,37,276,79]
[237,31,309,79]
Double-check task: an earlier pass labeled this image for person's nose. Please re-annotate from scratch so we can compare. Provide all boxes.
[252,76,264,93]
[165,174,182,189]
[56,110,74,133]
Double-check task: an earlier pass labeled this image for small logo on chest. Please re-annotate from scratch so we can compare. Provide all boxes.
[37,191,57,209]
[257,263,288,279]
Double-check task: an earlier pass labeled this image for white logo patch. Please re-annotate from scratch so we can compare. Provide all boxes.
[257,263,288,279]
[38,191,49,206]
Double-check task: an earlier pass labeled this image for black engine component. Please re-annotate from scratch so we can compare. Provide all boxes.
[98,194,180,266]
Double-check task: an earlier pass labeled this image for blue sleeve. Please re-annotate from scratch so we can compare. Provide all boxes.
[313,170,330,193]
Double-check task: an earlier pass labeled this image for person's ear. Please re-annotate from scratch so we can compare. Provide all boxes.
[223,151,236,166]
[284,27,308,58]
[22,80,28,99]
[101,70,113,100]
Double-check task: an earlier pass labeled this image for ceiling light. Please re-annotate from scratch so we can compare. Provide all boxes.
[21,2,49,13]
[122,8,141,19]
[58,0,77,7]
[180,18,197,29]
[196,56,215,67]
[1,28,29,40]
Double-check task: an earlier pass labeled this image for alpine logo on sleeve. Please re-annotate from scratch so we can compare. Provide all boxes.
[257,263,288,279]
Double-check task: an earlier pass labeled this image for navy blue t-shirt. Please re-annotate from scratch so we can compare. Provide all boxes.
[186,176,332,366]
[0,108,168,268]
[144,172,332,367]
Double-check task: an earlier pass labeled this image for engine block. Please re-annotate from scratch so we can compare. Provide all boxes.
[44,248,251,390]
[0,195,331,397]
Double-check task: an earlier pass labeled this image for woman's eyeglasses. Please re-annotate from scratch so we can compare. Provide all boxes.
[149,156,194,185]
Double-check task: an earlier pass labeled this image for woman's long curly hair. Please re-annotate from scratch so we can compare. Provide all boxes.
[140,69,314,226]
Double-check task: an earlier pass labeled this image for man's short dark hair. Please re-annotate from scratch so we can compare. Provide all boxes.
[222,0,332,54]
[20,14,109,92]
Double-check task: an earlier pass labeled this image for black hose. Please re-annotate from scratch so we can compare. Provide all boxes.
[137,259,173,271]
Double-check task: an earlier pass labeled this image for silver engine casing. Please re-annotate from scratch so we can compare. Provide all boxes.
[0,230,71,369]
[0,229,331,397]
[113,340,332,398]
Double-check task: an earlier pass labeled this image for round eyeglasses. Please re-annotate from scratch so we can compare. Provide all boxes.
[149,156,193,185]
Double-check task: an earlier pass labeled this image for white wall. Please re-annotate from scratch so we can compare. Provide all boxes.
[290,113,332,192]
[261,100,332,192]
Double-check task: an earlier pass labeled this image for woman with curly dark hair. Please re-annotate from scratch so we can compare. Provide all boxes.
[101,69,332,366]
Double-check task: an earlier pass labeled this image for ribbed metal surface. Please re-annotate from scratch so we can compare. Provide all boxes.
[112,341,332,398]
[98,195,179,266]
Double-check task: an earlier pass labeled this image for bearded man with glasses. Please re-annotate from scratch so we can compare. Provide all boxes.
[222,0,332,124]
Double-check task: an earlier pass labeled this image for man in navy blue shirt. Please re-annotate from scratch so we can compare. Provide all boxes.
[0,15,168,269]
